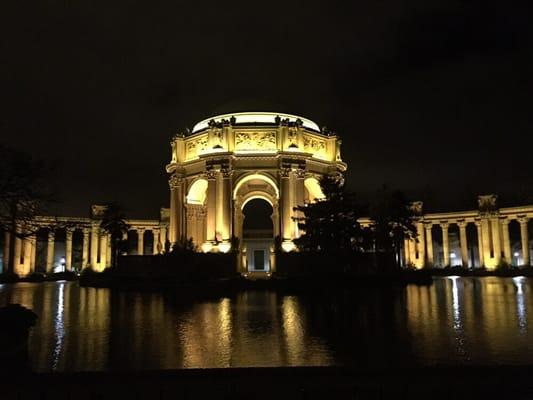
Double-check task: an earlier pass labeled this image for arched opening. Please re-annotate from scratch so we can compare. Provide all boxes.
[304,177,325,203]
[187,178,208,205]
[242,198,274,273]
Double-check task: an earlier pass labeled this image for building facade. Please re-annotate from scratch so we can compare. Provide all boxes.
[1,112,532,275]
[165,112,345,273]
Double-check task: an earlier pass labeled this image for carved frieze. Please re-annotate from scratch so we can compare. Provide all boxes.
[185,135,208,160]
[235,131,277,151]
[303,135,326,156]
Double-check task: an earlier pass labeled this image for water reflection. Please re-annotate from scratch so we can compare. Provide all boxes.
[52,281,65,370]
[1,278,533,371]
[513,277,527,334]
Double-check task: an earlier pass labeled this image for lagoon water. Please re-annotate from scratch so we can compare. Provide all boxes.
[1,277,532,372]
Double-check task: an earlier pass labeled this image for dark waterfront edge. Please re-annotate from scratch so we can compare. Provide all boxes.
[1,365,533,400]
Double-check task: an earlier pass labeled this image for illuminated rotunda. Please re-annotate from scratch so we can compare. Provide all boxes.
[165,112,346,273]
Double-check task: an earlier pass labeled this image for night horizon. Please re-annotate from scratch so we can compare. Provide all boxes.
[2,1,532,218]
[2,1,533,398]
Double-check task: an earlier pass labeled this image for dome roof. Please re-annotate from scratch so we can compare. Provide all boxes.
[191,112,320,134]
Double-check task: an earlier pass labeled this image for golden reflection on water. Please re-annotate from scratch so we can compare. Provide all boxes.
[406,277,532,364]
[2,278,533,371]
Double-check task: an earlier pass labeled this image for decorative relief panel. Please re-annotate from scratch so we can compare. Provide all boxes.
[185,135,208,160]
[235,131,277,152]
[303,135,326,158]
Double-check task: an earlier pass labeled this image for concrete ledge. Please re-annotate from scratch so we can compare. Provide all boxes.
[1,366,532,400]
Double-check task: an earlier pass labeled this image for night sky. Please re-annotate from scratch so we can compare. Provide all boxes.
[1,1,532,218]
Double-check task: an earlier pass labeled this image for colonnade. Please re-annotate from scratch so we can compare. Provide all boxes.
[2,222,169,276]
[404,199,532,269]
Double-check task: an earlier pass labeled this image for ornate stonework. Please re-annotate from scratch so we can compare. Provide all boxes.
[185,135,208,160]
[235,131,277,151]
[168,175,183,189]
[303,135,326,157]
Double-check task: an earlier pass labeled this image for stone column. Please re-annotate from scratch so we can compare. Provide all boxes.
[280,168,293,245]
[99,232,107,271]
[475,221,484,267]
[408,238,416,266]
[403,238,411,266]
[106,234,112,266]
[29,235,37,273]
[3,231,10,273]
[271,199,280,238]
[458,221,469,268]
[14,235,22,273]
[205,170,217,243]
[65,228,73,271]
[519,217,530,266]
[424,223,434,266]
[137,228,145,255]
[490,217,502,265]
[415,222,425,268]
[294,168,305,239]
[23,238,32,275]
[441,223,450,267]
[90,224,99,269]
[220,168,233,243]
[501,219,511,264]
[152,228,160,255]
[46,231,55,273]
[82,229,90,269]
[159,226,167,252]
[480,218,492,266]
[233,196,243,242]
[168,174,184,245]
[186,205,195,243]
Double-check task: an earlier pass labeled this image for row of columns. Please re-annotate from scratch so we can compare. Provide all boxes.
[2,225,169,275]
[405,216,530,269]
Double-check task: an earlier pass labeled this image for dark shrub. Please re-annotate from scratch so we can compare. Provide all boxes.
[0,273,20,283]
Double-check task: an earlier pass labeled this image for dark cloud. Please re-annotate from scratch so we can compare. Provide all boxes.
[1,0,532,217]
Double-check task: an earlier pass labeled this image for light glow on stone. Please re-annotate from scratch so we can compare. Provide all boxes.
[192,112,320,133]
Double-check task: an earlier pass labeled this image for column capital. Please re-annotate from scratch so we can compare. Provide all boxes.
[48,231,55,240]
[518,215,530,225]
[423,222,433,229]
[280,167,291,178]
[205,169,218,180]
[499,217,510,226]
[457,220,468,228]
[169,174,184,188]
[440,222,449,230]
[136,227,146,233]
[221,167,233,178]
[294,168,306,179]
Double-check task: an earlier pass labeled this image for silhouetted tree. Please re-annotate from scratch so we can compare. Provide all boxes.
[294,174,364,254]
[0,145,56,274]
[368,186,417,268]
[99,203,130,269]
[169,236,196,255]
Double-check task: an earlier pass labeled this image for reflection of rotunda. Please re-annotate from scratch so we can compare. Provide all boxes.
[165,112,346,274]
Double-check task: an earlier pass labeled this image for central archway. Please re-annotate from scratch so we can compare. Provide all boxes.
[241,198,274,274]
[233,173,279,274]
